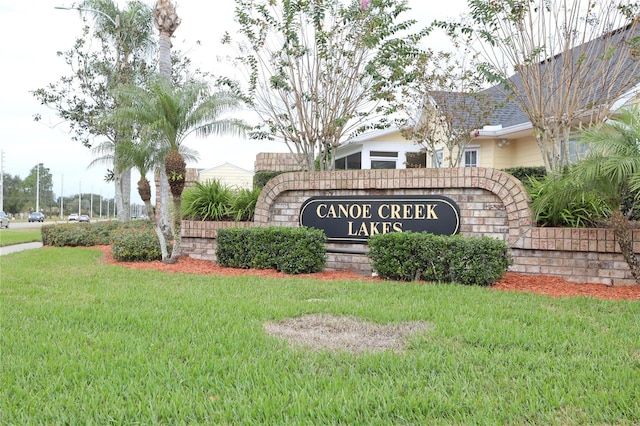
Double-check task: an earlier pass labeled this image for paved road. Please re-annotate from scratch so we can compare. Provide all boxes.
[7,220,57,230]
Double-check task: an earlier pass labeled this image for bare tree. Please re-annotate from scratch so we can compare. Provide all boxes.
[222,0,425,171]
[436,0,640,173]
[393,45,498,168]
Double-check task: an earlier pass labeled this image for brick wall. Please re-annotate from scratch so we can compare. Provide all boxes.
[181,167,639,286]
[254,152,305,172]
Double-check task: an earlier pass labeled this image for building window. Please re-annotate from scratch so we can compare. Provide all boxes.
[464,149,478,167]
[431,150,443,168]
[370,151,398,169]
[347,152,362,169]
[566,137,588,164]
[335,152,362,170]
[371,160,397,169]
[405,151,426,168]
[370,151,398,158]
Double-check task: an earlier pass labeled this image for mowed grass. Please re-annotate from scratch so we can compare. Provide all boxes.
[1,247,639,425]
[0,228,41,246]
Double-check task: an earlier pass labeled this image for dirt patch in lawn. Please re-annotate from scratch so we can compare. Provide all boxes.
[264,314,432,353]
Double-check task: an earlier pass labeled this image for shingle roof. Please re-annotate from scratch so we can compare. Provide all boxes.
[454,23,640,130]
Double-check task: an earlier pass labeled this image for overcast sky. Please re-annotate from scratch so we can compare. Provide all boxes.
[0,0,468,204]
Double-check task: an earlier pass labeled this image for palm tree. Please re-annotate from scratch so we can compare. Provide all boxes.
[535,106,640,283]
[90,132,198,261]
[117,77,245,263]
[154,0,180,78]
[81,0,155,222]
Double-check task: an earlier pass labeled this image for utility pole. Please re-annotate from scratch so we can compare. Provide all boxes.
[36,163,40,212]
[0,150,4,212]
[60,174,64,219]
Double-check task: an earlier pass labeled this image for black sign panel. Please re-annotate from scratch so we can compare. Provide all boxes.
[299,195,461,244]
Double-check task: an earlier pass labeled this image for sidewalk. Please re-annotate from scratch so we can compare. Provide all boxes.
[0,242,43,256]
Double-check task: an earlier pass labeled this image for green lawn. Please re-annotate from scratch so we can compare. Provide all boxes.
[0,228,41,246]
[1,247,639,424]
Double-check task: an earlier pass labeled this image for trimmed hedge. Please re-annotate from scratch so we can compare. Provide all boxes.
[216,226,326,274]
[41,221,120,247]
[110,225,168,262]
[367,232,512,286]
[41,220,169,263]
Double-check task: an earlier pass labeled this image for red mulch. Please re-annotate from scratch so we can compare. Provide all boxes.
[94,246,640,301]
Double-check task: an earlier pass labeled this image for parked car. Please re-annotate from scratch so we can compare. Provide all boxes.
[68,213,79,222]
[0,211,9,228]
[28,211,45,222]
[79,214,90,223]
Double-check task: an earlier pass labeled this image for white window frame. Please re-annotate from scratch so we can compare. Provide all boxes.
[369,150,399,169]
[463,148,479,167]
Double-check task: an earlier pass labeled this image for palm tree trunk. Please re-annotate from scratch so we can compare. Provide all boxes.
[158,32,172,77]
[610,209,640,284]
[114,168,132,222]
[143,199,169,261]
[167,195,182,263]
[157,167,172,238]
[138,176,169,261]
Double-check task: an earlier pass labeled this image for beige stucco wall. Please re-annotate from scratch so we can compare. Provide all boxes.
[511,136,544,167]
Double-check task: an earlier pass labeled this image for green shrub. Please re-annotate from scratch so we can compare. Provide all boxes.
[368,232,512,286]
[41,221,120,247]
[182,180,262,222]
[527,175,609,227]
[215,227,256,269]
[41,220,169,263]
[253,171,288,189]
[445,235,512,286]
[216,226,326,274]
[110,225,168,262]
[231,187,262,221]
[363,232,447,282]
[502,166,547,184]
[182,180,235,221]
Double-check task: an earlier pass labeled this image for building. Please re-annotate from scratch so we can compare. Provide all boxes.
[197,162,254,190]
[335,23,640,171]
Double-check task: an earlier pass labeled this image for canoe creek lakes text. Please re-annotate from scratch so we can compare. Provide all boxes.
[315,202,439,236]
[299,196,461,243]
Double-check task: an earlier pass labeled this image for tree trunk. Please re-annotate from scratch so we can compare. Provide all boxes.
[139,176,169,261]
[610,209,640,284]
[158,32,172,79]
[143,199,169,261]
[114,167,131,222]
[156,167,172,239]
[166,195,182,263]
